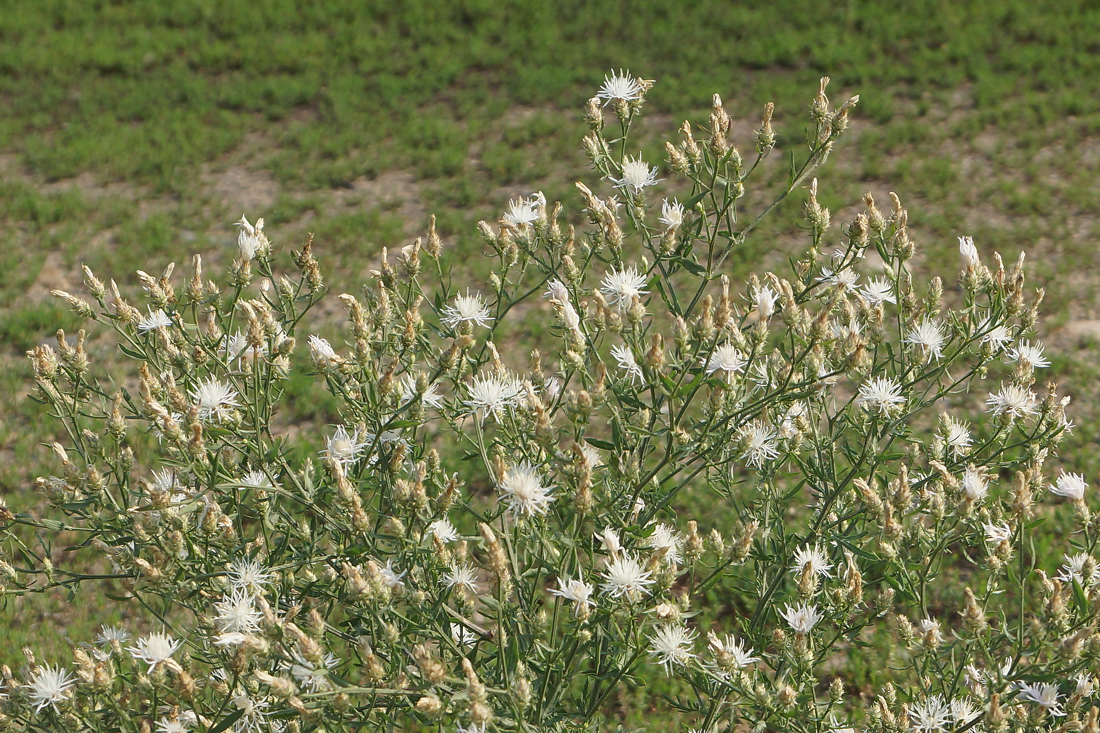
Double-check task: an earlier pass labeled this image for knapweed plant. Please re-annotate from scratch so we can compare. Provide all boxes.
[4,73,1098,733]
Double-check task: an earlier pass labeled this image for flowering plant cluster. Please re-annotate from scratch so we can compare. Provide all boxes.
[4,73,1098,733]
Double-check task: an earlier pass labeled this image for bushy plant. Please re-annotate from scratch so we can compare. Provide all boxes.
[4,73,1097,733]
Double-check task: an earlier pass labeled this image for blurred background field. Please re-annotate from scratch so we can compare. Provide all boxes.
[2,0,1100,724]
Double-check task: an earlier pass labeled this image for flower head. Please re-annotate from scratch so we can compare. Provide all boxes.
[941,416,972,455]
[958,235,980,269]
[961,466,988,501]
[213,589,262,634]
[596,69,643,104]
[400,374,444,409]
[228,558,274,596]
[860,277,896,306]
[780,602,822,634]
[1006,340,1050,369]
[1050,471,1087,501]
[550,575,595,617]
[428,518,459,543]
[156,718,191,733]
[128,632,182,672]
[190,376,240,422]
[646,524,683,565]
[610,155,661,194]
[983,522,1012,544]
[648,625,697,674]
[601,554,655,600]
[442,291,493,329]
[498,462,555,518]
[95,625,131,650]
[1057,552,1100,587]
[25,665,76,712]
[503,196,542,228]
[1016,681,1065,717]
[704,344,746,382]
[610,344,643,384]
[791,545,833,578]
[904,319,946,362]
[308,335,342,371]
[600,267,648,312]
[138,308,172,332]
[986,384,1036,418]
[858,377,906,413]
[466,372,524,420]
[289,651,339,692]
[707,631,760,670]
[442,563,480,594]
[908,694,952,732]
[235,215,267,261]
[754,285,779,319]
[322,425,369,468]
[659,199,684,230]
[738,420,779,468]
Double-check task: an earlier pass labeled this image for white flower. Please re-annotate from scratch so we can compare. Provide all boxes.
[821,267,859,289]
[503,195,542,228]
[601,554,655,600]
[918,617,944,646]
[961,466,988,501]
[156,718,191,733]
[579,443,604,469]
[442,290,493,329]
[239,470,275,490]
[223,330,265,365]
[25,665,76,712]
[428,518,459,543]
[707,631,760,669]
[659,198,684,230]
[1050,471,1088,501]
[95,625,131,649]
[986,383,1036,418]
[1057,552,1100,587]
[738,420,779,468]
[400,374,444,409]
[543,279,569,302]
[442,563,480,593]
[860,276,896,305]
[610,155,661,194]
[610,344,643,384]
[648,625,697,674]
[858,376,906,412]
[596,527,622,557]
[452,623,479,647]
[983,522,1012,544]
[290,652,339,692]
[646,524,683,565]
[231,690,270,733]
[379,560,406,590]
[1016,681,1065,716]
[235,215,266,261]
[1075,673,1096,698]
[213,633,250,648]
[904,319,946,362]
[780,602,822,634]
[704,344,746,382]
[754,285,779,319]
[950,697,981,726]
[791,545,833,578]
[980,321,1014,350]
[308,335,342,370]
[227,558,273,595]
[958,235,980,269]
[466,372,524,419]
[1006,340,1050,369]
[214,589,262,633]
[322,425,369,468]
[908,694,952,732]
[550,575,595,616]
[498,462,555,518]
[941,417,972,455]
[138,308,172,332]
[190,376,240,422]
[600,266,649,311]
[596,69,643,104]
[128,632,182,672]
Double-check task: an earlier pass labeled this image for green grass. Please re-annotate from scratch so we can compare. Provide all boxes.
[2,1,1100,726]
